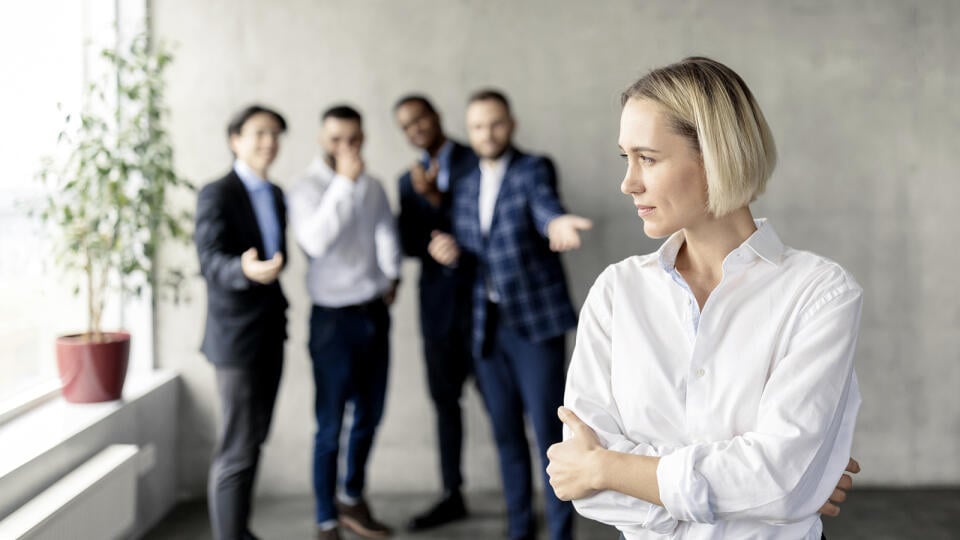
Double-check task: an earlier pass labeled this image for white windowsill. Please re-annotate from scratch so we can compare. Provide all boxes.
[0,381,62,426]
[0,370,177,481]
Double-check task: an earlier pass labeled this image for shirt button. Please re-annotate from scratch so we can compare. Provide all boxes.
[696,368,706,377]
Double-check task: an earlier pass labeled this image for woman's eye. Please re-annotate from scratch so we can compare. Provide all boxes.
[618,153,628,160]
[640,155,655,165]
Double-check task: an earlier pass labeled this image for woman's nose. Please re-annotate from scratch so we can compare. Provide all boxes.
[621,165,643,195]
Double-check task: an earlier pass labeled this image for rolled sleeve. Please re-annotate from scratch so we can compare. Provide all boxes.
[656,445,715,523]
[657,278,862,524]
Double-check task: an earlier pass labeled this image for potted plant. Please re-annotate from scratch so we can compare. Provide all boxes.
[32,32,193,403]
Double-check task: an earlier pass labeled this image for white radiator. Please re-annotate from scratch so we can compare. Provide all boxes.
[0,445,140,540]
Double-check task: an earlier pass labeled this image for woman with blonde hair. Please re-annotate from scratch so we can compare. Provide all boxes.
[546,57,861,539]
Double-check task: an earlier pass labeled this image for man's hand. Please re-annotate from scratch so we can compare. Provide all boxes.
[411,160,442,207]
[241,248,284,284]
[410,160,439,194]
[335,148,364,181]
[547,407,605,501]
[820,458,861,517]
[547,214,593,252]
[382,279,400,306]
[427,231,460,267]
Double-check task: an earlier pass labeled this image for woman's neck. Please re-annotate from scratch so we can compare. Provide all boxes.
[674,207,757,306]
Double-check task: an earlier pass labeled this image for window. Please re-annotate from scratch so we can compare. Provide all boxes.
[0,0,152,410]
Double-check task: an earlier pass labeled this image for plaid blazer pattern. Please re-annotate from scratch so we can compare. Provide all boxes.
[452,149,577,357]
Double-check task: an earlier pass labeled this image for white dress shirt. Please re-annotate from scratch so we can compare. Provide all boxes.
[478,154,509,236]
[565,219,862,540]
[287,157,401,307]
[478,153,510,303]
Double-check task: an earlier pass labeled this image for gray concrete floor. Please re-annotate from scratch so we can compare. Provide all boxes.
[143,489,960,540]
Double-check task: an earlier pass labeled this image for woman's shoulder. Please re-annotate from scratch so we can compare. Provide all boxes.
[780,247,863,305]
[591,252,664,290]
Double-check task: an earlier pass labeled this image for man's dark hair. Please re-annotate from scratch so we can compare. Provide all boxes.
[321,105,363,124]
[467,88,511,113]
[226,104,287,137]
[393,94,437,115]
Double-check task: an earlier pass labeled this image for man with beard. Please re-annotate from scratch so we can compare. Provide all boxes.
[288,105,401,540]
[428,90,592,540]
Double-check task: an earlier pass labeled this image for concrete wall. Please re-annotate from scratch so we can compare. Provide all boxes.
[154,0,960,498]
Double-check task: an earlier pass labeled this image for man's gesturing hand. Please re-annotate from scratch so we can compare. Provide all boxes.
[547,214,593,252]
[241,248,284,284]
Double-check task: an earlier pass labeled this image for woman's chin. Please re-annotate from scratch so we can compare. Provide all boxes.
[642,220,673,240]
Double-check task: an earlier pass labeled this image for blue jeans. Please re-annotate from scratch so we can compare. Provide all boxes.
[309,301,390,523]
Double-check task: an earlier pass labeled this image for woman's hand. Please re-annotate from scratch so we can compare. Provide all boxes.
[820,458,861,517]
[547,406,605,501]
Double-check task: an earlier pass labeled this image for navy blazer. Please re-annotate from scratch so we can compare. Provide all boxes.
[398,140,477,340]
[195,170,288,366]
[451,149,577,357]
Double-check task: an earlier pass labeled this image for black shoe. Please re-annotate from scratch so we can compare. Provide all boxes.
[407,492,468,531]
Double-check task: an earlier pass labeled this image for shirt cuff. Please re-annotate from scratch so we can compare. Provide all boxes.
[656,444,715,523]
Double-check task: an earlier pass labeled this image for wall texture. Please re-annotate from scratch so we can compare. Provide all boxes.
[154,0,960,498]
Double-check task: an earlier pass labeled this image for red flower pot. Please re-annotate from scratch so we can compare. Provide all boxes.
[55,332,130,403]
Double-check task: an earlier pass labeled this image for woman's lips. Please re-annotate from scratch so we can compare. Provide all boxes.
[636,205,655,217]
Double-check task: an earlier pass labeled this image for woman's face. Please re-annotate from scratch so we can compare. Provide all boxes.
[619,98,709,239]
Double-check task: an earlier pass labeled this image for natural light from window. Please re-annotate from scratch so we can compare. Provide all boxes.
[0,0,152,409]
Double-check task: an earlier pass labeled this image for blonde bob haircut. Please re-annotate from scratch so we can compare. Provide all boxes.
[622,57,777,217]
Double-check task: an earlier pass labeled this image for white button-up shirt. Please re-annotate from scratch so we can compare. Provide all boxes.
[478,152,510,303]
[565,220,862,540]
[478,153,509,236]
[287,158,401,308]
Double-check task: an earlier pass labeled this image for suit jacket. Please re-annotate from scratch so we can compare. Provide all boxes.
[451,149,577,357]
[195,170,288,366]
[398,140,477,341]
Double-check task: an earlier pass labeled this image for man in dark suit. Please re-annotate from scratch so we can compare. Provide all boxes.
[195,104,289,540]
[429,90,592,540]
[392,95,478,530]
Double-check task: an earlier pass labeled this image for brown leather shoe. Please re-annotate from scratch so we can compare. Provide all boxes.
[336,498,392,538]
[315,527,342,540]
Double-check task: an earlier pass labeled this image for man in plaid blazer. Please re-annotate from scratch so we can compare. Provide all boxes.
[429,89,592,540]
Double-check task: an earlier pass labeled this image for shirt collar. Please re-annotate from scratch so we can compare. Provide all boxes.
[310,156,334,177]
[655,218,785,274]
[479,149,512,177]
[421,139,454,167]
[742,218,785,265]
[234,159,271,191]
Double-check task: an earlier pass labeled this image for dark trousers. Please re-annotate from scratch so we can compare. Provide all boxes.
[422,328,472,492]
[309,301,390,523]
[473,312,574,540]
[208,339,284,540]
